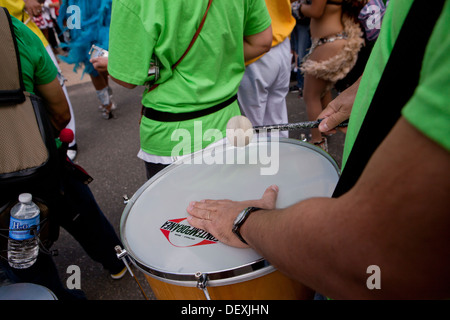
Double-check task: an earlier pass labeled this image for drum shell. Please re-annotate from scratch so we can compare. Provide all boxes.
[145,270,314,300]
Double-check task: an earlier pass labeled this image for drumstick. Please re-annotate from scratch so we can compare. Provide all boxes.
[226,116,349,147]
[253,119,349,132]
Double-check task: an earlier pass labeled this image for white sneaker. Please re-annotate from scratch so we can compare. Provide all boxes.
[67,144,78,161]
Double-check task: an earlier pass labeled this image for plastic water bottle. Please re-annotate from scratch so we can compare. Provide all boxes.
[8,193,40,269]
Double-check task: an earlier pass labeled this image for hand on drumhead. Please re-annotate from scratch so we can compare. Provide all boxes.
[186,185,279,248]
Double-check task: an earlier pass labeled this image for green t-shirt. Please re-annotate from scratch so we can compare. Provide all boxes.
[343,0,450,169]
[11,15,57,94]
[108,0,271,156]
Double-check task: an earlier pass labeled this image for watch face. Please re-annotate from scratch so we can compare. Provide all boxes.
[234,209,247,225]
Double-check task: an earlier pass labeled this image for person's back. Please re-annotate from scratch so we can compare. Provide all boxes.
[109,0,271,111]
[108,0,272,168]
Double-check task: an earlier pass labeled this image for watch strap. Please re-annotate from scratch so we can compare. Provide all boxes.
[232,207,261,245]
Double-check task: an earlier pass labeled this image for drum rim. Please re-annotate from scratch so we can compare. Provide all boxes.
[120,137,340,286]
[133,255,275,287]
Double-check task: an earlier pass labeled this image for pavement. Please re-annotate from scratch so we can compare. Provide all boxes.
[49,61,345,300]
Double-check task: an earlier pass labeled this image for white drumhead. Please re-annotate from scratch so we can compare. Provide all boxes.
[120,138,339,286]
[0,283,57,300]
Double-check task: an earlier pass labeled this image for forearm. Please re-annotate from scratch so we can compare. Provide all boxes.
[109,75,137,89]
[299,0,327,19]
[241,118,450,299]
[240,197,368,299]
[36,78,71,131]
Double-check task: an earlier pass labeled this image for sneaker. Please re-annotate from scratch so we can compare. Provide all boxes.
[98,102,117,113]
[110,267,127,280]
[67,144,78,161]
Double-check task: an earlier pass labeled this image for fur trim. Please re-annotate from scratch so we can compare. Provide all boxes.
[300,16,365,85]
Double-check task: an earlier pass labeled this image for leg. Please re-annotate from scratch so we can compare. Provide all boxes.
[296,23,311,92]
[303,73,330,143]
[263,38,291,138]
[238,60,268,128]
[302,40,346,142]
[57,170,125,275]
[90,72,113,119]
[45,46,77,153]
[145,162,169,180]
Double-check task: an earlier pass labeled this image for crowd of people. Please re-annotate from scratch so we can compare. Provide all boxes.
[0,0,449,300]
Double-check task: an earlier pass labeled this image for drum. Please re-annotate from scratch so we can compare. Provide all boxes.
[0,283,57,300]
[120,137,340,300]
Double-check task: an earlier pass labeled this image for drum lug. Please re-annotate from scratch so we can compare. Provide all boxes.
[115,245,150,300]
[123,194,130,205]
[195,272,211,300]
[115,246,134,277]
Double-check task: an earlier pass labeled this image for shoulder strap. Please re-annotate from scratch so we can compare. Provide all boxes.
[0,7,26,104]
[148,0,213,92]
[332,0,446,198]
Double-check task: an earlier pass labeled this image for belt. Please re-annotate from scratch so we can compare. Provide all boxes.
[143,95,237,122]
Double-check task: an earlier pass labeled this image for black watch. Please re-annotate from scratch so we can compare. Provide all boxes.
[232,207,261,244]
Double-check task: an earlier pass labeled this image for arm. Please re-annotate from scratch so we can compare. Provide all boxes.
[24,0,43,17]
[300,0,328,19]
[187,117,450,299]
[35,78,71,131]
[109,75,137,89]
[243,25,273,62]
[89,56,137,89]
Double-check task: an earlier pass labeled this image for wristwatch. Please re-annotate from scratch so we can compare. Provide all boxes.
[232,207,262,245]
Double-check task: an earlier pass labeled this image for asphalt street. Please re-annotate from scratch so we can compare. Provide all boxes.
[50,62,345,300]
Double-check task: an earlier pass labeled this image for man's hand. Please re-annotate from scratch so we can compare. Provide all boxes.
[90,56,109,73]
[24,0,43,17]
[186,185,279,248]
[318,76,361,134]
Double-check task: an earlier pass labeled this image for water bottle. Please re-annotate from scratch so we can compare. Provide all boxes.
[8,193,40,269]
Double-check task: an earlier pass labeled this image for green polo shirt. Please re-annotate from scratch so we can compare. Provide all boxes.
[108,0,271,156]
[11,15,57,94]
[343,0,450,169]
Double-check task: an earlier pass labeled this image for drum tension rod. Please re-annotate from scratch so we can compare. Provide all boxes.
[115,245,149,300]
[195,272,211,300]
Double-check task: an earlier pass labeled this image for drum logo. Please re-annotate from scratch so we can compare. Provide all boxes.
[160,218,219,247]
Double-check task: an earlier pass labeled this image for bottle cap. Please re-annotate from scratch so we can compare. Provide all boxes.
[18,193,32,203]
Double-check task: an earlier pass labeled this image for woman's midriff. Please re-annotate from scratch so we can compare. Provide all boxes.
[310,6,344,39]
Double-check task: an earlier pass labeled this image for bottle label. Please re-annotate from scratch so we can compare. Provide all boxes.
[9,216,40,240]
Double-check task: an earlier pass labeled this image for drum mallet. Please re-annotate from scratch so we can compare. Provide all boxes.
[253,118,349,132]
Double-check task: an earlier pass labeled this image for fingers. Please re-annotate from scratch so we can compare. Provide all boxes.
[90,57,108,72]
[318,108,349,134]
[185,186,279,249]
[186,215,209,232]
[186,201,215,220]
